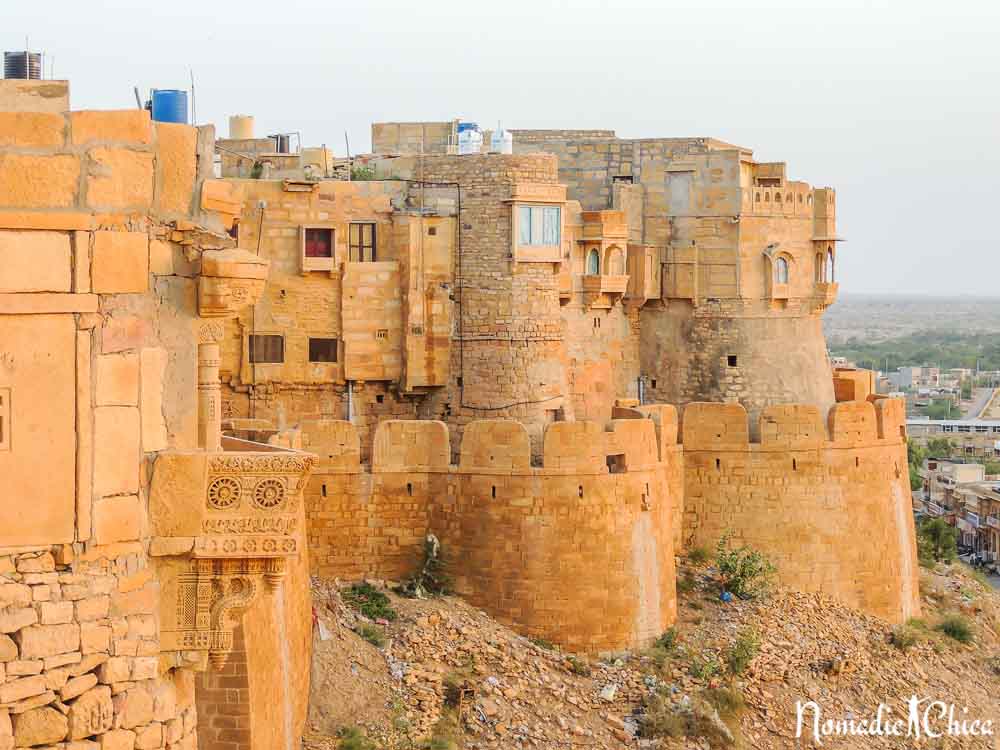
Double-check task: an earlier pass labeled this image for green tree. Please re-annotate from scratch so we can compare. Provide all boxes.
[925,399,960,420]
[926,437,954,457]
[961,380,973,399]
[907,439,927,468]
[907,439,927,491]
[916,518,958,567]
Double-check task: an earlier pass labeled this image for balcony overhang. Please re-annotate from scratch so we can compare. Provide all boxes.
[583,274,629,308]
[198,248,270,317]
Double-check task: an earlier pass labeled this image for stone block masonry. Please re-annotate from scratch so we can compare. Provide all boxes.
[0,549,197,750]
[304,415,683,654]
[303,393,919,643]
[681,398,920,622]
[0,94,308,750]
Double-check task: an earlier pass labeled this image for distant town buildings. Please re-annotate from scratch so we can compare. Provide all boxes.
[919,458,1000,564]
[908,418,1000,458]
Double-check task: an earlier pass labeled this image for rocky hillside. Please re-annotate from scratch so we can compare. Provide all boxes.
[303,558,999,749]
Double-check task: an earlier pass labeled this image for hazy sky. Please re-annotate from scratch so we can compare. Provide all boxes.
[5,0,998,296]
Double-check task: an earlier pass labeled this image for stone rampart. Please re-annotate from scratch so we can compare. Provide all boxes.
[302,415,682,654]
[680,399,920,623]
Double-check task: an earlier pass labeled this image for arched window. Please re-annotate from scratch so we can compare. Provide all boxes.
[815,252,824,282]
[605,245,625,275]
[775,256,789,284]
[586,248,600,275]
[826,248,834,282]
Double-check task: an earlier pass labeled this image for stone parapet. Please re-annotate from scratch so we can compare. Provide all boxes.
[301,415,681,654]
[679,399,919,623]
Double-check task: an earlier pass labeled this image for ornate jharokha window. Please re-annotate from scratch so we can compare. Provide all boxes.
[517,205,560,246]
[349,222,376,262]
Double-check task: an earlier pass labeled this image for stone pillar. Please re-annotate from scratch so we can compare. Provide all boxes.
[197,322,223,451]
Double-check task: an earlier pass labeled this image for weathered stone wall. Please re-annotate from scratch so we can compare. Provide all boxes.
[217,178,458,459]
[301,416,682,654]
[0,548,197,750]
[641,302,836,437]
[681,399,920,623]
[384,154,573,457]
[0,106,209,750]
[371,121,456,155]
[0,103,313,750]
[512,131,837,430]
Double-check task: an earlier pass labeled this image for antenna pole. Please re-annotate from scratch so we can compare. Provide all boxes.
[190,69,196,125]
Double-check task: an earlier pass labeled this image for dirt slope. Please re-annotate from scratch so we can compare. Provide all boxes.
[304,562,999,750]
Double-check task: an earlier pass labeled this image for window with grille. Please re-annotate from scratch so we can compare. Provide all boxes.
[350,223,376,262]
[249,335,284,364]
[308,338,338,363]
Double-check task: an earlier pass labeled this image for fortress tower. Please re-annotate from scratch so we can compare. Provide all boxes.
[511,133,840,434]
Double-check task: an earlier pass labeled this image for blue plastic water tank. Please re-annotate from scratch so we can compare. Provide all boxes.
[151,90,188,124]
[457,121,477,133]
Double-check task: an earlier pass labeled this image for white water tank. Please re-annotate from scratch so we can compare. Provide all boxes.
[229,114,254,140]
[457,126,483,155]
[491,128,513,154]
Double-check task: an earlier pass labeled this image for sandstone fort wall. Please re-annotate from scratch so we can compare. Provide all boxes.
[680,398,919,623]
[302,416,682,654]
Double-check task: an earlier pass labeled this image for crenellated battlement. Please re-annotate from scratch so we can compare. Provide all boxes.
[299,412,683,477]
[680,397,919,624]
[679,398,906,451]
[297,414,682,653]
[294,397,917,645]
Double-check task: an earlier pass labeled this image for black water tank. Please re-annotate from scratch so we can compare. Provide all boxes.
[4,51,42,80]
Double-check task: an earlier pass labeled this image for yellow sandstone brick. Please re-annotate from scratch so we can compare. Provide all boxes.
[91,231,149,294]
[154,122,197,215]
[86,148,154,210]
[0,154,79,209]
[0,112,65,147]
[70,110,152,145]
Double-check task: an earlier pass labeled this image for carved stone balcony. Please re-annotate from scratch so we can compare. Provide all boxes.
[812,281,839,312]
[583,274,629,308]
[149,443,314,669]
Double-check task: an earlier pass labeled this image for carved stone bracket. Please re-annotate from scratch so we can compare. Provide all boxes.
[198,248,269,317]
[162,557,275,669]
[150,448,314,670]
